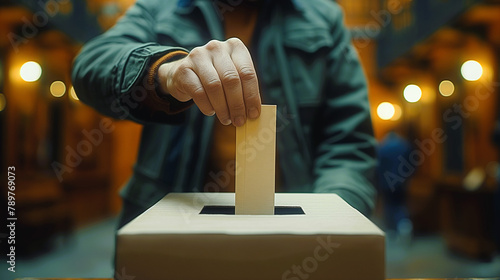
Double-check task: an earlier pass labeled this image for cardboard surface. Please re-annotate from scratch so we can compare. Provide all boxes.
[235,105,276,215]
[116,193,385,280]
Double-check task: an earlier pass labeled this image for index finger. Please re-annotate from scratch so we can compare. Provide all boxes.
[229,40,261,119]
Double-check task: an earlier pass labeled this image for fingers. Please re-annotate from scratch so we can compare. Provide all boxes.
[210,42,246,126]
[181,67,215,116]
[228,38,261,120]
[190,45,232,125]
[168,59,215,115]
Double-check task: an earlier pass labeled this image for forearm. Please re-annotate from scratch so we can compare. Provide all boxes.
[71,0,192,124]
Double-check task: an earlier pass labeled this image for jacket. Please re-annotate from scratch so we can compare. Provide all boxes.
[72,0,378,216]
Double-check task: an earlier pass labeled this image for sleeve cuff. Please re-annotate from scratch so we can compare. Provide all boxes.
[144,50,194,115]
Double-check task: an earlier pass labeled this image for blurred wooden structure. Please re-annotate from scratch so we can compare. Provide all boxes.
[338,0,500,259]
[0,1,140,256]
[439,178,496,260]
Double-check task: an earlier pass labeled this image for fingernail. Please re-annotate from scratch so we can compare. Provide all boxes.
[234,116,245,127]
[248,107,259,119]
[209,111,215,116]
[222,119,232,126]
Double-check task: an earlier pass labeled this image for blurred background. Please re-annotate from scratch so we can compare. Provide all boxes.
[0,0,499,278]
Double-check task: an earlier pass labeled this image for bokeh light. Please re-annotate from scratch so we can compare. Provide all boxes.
[377,102,395,120]
[461,60,483,81]
[20,61,42,82]
[403,84,422,103]
[439,80,455,97]
[0,93,6,112]
[392,104,402,121]
[69,86,79,101]
[50,81,66,97]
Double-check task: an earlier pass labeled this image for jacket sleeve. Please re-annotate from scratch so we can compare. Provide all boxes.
[71,0,192,124]
[312,5,377,216]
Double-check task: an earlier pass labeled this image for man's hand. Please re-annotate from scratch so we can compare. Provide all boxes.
[158,38,261,126]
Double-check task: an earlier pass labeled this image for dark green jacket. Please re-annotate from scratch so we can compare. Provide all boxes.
[72,0,377,216]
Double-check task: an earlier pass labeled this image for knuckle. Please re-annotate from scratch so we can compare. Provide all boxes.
[189,47,203,58]
[175,63,190,76]
[204,78,223,92]
[174,65,193,84]
[191,86,206,98]
[238,66,257,82]
[221,70,240,86]
[226,37,243,47]
[205,40,222,51]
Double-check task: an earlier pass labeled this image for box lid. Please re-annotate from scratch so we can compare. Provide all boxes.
[119,193,384,237]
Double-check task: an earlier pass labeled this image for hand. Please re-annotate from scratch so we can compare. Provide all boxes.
[158,38,261,126]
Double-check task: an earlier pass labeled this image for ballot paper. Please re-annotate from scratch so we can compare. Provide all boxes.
[235,104,276,215]
[116,193,385,280]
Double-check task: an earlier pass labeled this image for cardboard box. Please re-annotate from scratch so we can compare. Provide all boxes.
[115,193,385,280]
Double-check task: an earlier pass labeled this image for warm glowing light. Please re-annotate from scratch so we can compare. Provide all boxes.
[377,102,395,120]
[20,61,42,82]
[69,86,79,100]
[439,80,455,97]
[403,84,422,103]
[461,60,483,81]
[0,93,6,112]
[392,104,402,121]
[50,81,66,97]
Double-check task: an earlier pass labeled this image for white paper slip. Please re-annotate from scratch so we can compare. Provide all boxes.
[235,105,276,215]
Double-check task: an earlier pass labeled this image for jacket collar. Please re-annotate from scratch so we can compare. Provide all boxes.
[175,0,303,14]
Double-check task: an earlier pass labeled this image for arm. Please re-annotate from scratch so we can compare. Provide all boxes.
[72,0,261,126]
[71,0,192,124]
[312,6,377,216]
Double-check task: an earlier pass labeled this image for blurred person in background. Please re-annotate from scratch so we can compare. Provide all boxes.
[72,0,377,229]
[377,130,413,239]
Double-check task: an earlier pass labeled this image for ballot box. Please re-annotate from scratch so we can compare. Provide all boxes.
[115,193,385,280]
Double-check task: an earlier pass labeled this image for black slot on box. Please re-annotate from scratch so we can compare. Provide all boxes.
[199,205,305,215]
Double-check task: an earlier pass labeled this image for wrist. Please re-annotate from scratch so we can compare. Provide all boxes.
[147,50,188,97]
[141,50,194,115]
[157,62,173,96]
